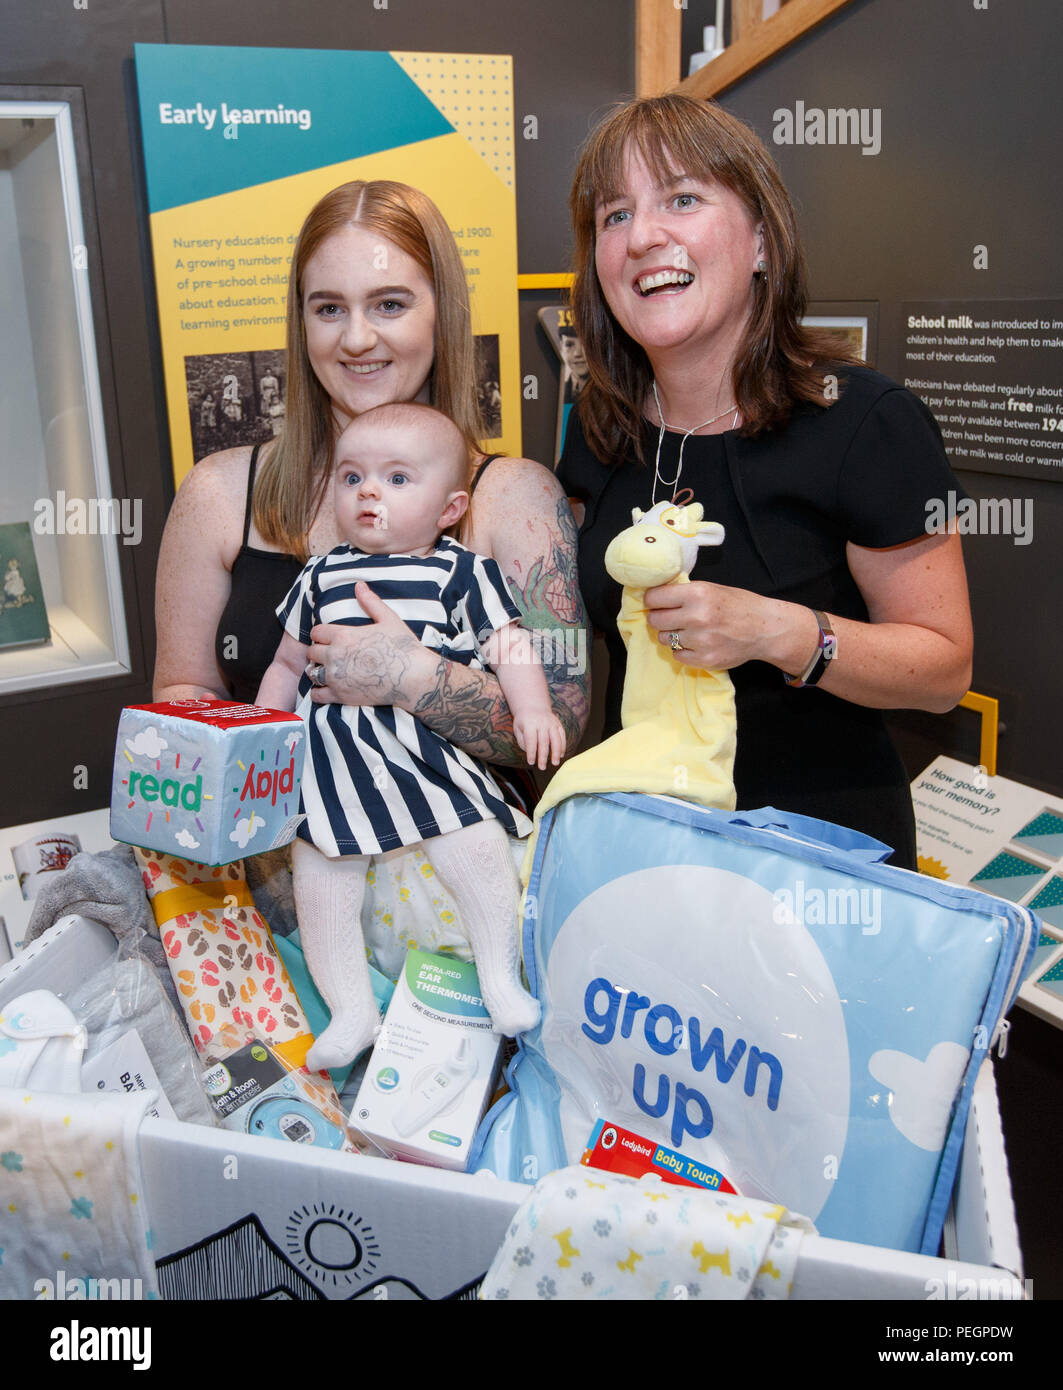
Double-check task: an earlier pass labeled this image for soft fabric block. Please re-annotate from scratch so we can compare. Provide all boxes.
[110,699,304,866]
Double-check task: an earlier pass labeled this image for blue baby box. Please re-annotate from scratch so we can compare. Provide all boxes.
[471,793,1035,1256]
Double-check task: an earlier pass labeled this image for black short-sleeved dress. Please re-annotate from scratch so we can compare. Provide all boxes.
[276,540,531,857]
[556,365,966,867]
[212,449,539,816]
[214,448,508,702]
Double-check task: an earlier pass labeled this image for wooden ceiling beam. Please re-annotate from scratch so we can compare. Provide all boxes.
[635,0,684,98]
[677,0,857,99]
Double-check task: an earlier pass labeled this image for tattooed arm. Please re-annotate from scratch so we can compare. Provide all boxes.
[305,458,590,767]
[432,456,590,763]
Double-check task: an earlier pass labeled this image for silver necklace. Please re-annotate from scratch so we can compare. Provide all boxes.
[651,380,739,505]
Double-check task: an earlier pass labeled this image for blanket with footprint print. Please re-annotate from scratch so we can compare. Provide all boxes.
[135,848,312,1069]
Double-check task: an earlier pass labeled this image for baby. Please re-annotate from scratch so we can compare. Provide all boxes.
[257,402,564,1070]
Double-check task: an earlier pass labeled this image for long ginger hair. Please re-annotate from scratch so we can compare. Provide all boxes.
[254,181,483,559]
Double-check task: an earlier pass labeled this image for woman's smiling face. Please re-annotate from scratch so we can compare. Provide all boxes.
[593,145,763,373]
[302,223,436,431]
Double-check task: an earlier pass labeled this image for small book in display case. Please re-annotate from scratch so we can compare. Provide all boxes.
[0,522,50,651]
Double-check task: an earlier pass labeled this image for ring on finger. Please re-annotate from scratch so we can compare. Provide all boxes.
[668,631,684,652]
[307,662,327,686]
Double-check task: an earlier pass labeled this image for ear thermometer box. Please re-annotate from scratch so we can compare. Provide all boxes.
[352,949,503,1171]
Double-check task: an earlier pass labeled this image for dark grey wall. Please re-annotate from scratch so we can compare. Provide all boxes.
[5,0,1057,809]
[0,0,633,825]
[681,0,1063,795]
[3,2,169,821]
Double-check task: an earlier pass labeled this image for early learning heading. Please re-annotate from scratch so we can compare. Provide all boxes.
[157,102,312,132]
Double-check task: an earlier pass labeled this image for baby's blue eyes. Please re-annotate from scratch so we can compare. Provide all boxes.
[339,471,408,486]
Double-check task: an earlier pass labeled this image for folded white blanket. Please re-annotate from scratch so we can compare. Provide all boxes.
[480,1166,813,1301]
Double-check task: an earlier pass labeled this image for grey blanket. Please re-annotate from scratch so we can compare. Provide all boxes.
[25,844,180,1014]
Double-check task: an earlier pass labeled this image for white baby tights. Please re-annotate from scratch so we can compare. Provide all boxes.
[292,837,379,1073]
[293,819,539,1073]
[425,818,540,1037]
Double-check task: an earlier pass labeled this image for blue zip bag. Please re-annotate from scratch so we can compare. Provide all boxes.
[472,793,1035,1255]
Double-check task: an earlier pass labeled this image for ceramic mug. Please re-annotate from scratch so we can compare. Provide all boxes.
[12,833,82,901]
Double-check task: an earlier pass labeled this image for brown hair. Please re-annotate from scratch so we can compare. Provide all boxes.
[569,95,861,462]
[254,180,483,560]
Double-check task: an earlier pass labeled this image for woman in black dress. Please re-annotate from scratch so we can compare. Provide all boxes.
[558,96,972,866]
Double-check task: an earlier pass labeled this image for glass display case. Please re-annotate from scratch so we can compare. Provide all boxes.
[0,99,130,696]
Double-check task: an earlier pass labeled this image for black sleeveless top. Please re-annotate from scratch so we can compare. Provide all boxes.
[214,449,506,707]
[215,446,304,705]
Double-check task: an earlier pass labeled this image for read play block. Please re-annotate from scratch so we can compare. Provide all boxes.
[110,700,305,865]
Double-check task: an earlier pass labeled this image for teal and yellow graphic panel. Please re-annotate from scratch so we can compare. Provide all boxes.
[135,45,520,486]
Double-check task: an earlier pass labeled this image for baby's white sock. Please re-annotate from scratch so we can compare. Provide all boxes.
[292,839,380,1071]
[427,820,540,1036]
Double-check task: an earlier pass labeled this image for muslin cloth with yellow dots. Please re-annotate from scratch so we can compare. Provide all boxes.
[0,1087,159,1300]
[480,1166,813,1301]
